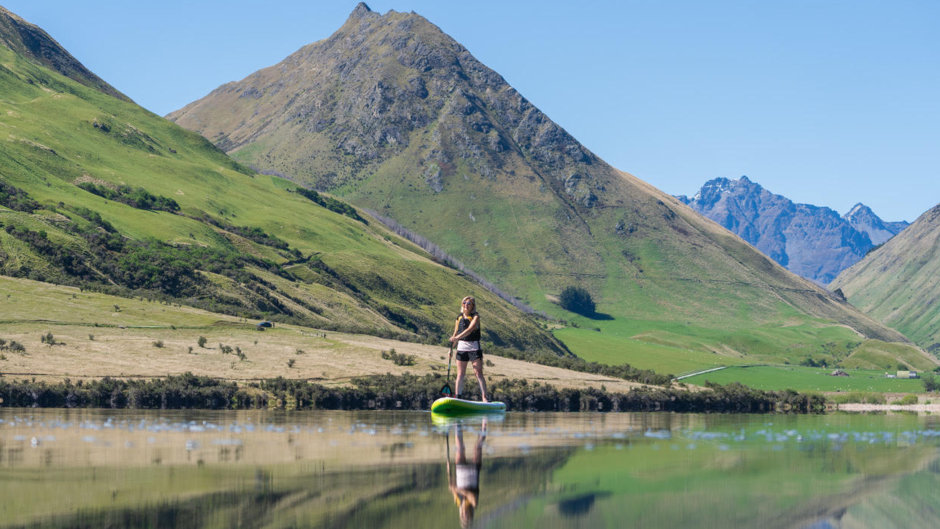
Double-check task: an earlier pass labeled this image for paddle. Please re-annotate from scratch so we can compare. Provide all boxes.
[440,345,454,396]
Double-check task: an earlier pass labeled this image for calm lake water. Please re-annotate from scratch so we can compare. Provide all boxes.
[2,409,940,528]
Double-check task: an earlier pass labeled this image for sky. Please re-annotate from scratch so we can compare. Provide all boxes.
[4,0,939,222]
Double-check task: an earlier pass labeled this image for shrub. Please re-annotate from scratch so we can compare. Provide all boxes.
[197,336,207,348]
[800,357,828,368]
[923,373,940,392]
[381,348,416,366]
[829,392,887,405]
[77,182,179,212]
[896,394,919,406]
[152,340,164,348]
[559,286,595,316]
[287,359,296,368]
[294,187,367,224]
[0,181,40,212]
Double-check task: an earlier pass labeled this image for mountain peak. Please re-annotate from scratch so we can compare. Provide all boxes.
[845,203,873,219]
[843,202,909,245]
[683,176,873,283]
[351,2,376,18]
[0,6,130,102]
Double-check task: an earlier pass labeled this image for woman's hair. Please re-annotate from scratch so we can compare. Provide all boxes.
[459,499,475,527]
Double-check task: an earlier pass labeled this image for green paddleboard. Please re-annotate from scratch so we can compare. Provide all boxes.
[431,397,506,415]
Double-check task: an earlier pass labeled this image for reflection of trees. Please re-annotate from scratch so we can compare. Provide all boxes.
[6,448,577,529]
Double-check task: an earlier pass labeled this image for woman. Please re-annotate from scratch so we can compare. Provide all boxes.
[449,296,489,402]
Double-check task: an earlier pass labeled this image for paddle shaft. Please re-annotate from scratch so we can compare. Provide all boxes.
[448,345,454,378]
[440,345,454,395]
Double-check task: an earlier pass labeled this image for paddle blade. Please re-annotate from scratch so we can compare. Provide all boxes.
[440,383,452,396]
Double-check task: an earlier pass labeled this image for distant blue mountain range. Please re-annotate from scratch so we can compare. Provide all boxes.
[677,176,909,284]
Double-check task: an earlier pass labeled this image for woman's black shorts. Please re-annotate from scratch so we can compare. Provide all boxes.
[455,349,483,362]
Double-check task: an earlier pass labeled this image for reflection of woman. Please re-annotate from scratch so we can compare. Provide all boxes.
[448,419,487,528]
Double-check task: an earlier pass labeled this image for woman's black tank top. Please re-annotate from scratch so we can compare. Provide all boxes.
[456,313,480,342]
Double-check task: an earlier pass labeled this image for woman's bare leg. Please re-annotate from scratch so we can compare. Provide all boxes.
[455,360,468,397]
[472,358,488,402]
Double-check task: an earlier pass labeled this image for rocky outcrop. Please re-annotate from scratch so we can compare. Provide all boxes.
[678,177,906,284]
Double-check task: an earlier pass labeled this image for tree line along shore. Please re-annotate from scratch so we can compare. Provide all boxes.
[0,372,826,413]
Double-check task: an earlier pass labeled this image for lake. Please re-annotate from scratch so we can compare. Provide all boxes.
[1,409,939,528]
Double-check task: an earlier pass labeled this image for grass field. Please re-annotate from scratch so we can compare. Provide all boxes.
[680,365,929,394]
[0,276,641,393]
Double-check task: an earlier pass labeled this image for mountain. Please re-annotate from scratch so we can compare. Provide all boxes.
[168,3,919,372]
[831,203,940,354]
[678,177,907,284]
[843,203,909,246]
[0,6,130,102]
[0,6,565,357]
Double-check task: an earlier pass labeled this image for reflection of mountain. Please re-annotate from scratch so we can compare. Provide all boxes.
[838,458,940,528]
[5,412,940,529]
[516,427,940,528]
[2,448,574,529]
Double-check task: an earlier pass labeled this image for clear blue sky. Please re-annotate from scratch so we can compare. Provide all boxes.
[5,1,939,222]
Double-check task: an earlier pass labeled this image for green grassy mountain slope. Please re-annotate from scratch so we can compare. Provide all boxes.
[831,204,940,354]
[0,16,565,357]
[169,3,920,373]
[0,6,129,102]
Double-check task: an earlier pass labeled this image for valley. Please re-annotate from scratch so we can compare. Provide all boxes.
[0,3,936,399]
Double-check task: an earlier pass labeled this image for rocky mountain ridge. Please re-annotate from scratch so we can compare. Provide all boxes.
[0,5,129,102]
[678,177,908,284]
[171,2,606,210]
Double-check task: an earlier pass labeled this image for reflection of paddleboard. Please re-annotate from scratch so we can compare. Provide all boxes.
[430,411,504,429]
[431,397,506,415]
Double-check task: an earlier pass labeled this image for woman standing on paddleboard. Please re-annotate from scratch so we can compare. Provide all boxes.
[449,296,489,402]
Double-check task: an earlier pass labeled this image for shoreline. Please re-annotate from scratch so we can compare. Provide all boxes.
[837,403,940,413]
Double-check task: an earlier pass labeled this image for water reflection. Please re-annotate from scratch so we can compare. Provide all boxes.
[1,409,940,528]
[444,417,488,528]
